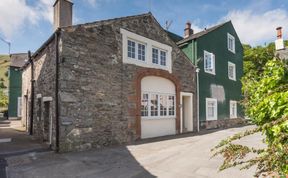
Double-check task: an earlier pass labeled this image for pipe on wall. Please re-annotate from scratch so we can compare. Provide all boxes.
[55,30,60,152]
[28,50,34,135]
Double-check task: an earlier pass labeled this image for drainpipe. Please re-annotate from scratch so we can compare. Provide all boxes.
[196,68,200,132]
[28,50,34,135]
[55,30,60,152]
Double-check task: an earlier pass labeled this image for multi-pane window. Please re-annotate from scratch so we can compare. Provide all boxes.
[150,94,158,116]
[128,40,135,58]
[141,92,175,118]
[141,94,149,116]
[152,47,167,66]
[160,95,167,116]
[168,96,175,116]
[227,33,235,53]
[128,39,146,61]
[160,51,166,66]
[138,43,145,61]
[230,101,237,118]
[152,48,158,64]
[204,50,215,74]
[228,62,236,80]
[206,98,217,120]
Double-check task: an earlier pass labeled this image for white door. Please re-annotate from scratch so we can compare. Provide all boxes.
[180,92,193,133]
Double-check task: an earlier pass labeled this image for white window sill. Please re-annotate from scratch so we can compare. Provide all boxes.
[141,117,176,120]
[206,118,217,121]
[228,77,236,81]
[204,70,215,75]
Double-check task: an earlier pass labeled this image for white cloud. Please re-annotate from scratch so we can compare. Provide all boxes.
[84,0,98,7]
[221,9,288,45]
[0,0,39,40]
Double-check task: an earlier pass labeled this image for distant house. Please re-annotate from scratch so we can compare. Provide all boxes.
[275,27,288,60]
[21,0,196,152]
[170,21,244,129]
[8,53,27,119]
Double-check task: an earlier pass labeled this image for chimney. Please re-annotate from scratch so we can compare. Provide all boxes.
[53,0,73,30]
[275,27,284,51]
[184,21,193,38]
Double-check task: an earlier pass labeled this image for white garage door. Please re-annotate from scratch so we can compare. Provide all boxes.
[141,76,176,139]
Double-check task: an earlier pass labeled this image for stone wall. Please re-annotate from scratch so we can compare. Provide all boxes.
[21,65,31,128]
[200,118,246,130]
[58,14,196,152]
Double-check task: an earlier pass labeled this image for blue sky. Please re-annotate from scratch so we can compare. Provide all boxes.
[0,0,288,54]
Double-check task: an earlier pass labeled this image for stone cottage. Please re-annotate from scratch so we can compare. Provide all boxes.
[21,0,196,152]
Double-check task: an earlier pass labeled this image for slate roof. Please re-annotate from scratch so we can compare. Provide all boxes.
[177,21,230,45]
[10,53,28,68]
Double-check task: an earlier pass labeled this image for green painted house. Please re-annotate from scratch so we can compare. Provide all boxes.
[172,21,244,129]
[8,53,27,119]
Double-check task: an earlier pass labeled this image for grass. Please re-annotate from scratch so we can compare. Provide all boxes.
[0,54,10,88]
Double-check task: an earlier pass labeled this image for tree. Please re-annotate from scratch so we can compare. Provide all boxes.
[212,44,288,177]
[0,88,8,107]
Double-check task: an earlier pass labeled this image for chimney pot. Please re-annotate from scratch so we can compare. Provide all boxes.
[184,21,193,38]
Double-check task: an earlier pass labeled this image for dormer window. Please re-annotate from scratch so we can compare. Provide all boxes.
[121,28,172,72]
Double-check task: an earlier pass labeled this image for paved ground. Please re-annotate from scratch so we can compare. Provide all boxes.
[5,125,265,178]
[0,120,49,156]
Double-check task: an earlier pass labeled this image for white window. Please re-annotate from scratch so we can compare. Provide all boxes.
[228,62,236,81]
[121,28,172,72]
[152,47,167,66]
[227,33,235,53]
[230,100,237,118]
[206,98,217,120]
[204,50,215,75]
[127,39,146,61]
[141,92,176,118]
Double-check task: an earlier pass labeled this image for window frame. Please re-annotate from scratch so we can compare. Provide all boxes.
[127,39,146,62]
[230,100,237,118]
[228,61,236,81]
[204,50,215,75]
[227,33,235,53]
[206,98,217,121]
[141,91,176,119]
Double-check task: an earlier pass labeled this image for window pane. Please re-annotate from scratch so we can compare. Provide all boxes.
[152,48,158,64]
[204,53,213,72]
[160,95,167,116]
[138,43,145,61]
[150,94,158,116]
[128,40,135,58]
[160,51,166,66]
[207,102,215,117]
[141,94,149,116]
[168,95,175,116]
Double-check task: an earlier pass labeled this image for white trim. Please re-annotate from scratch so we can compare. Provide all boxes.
[228,61,236,81]
[204,50,215,75]
[180,92,193,133]
[230,100,237,118]
[121,28,172,73]
[206,98,217,121]
[36,94,42,98]
[17,97,22,117]
[43,97,53,102]
[227,33,235,53]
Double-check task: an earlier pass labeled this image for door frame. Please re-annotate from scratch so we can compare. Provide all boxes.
[180,92,193,133]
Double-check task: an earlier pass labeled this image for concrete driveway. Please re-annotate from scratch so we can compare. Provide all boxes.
[7,125,264,178]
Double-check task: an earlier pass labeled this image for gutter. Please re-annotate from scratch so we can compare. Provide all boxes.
[55,30,60,153]
[28,51,34,135]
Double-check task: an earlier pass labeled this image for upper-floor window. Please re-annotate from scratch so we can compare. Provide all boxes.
[204,50,215,75]
[127,39,146,61]
[227,33,235,53]
[121,28,172,73]
[152,47,167,66]
[228,62,236,81]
